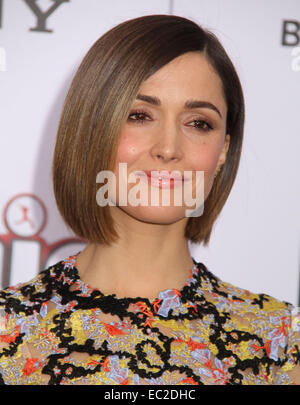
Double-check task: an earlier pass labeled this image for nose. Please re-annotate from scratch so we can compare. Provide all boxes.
[150,123,183,163]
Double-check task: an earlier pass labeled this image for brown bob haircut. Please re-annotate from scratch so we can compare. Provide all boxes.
[52,14,245,246]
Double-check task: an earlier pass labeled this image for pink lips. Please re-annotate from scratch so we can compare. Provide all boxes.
[134,170,188,189]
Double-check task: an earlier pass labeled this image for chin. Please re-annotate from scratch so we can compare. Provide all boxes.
[118,205,189,224]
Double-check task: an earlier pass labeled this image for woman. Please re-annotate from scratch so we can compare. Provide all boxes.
[0,14,299,385]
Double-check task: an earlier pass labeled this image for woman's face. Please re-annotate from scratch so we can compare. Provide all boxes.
[112,51,230,224]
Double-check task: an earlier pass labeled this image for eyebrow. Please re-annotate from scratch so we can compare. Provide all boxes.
[136,93,222,119]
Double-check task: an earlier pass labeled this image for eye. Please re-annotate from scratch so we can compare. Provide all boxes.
[189,119,213,132]
[128,109,151,124]
[127,110,214,132]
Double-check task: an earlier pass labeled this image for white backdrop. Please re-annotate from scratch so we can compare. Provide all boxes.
[0,0,299,306]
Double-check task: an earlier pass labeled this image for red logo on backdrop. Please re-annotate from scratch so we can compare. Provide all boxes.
[0,193,85,288]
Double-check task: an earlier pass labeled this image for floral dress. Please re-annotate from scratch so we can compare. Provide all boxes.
[0,252,299,385]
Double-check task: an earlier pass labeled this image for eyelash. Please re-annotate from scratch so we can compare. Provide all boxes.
[128,109,213,132]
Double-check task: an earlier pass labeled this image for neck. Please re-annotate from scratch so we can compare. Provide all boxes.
[74,207,195,300]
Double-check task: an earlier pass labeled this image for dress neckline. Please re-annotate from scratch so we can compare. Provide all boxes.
[61,251,199,302]
[57,251,205,319]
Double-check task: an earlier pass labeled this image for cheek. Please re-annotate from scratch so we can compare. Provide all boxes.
[115,132,140,168]
[190,143,223,199]
[190,143,221,174]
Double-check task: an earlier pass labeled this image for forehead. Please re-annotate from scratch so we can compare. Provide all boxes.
[138,51,227,115]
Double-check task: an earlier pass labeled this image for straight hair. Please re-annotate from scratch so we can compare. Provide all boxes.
[52,14,245,246]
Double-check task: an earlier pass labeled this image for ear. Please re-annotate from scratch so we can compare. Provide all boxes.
[217,134,230,167]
